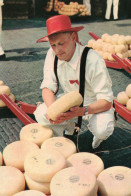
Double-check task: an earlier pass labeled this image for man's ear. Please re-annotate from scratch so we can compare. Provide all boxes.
[71,32,77,41]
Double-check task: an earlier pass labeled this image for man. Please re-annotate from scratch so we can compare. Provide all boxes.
[105,0,119,20]
[34,15,115,149]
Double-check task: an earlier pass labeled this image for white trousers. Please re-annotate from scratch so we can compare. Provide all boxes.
[34,102,115,141]
[105,0,119,20]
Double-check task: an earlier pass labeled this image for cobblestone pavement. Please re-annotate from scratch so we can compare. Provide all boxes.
[0,18,131,168]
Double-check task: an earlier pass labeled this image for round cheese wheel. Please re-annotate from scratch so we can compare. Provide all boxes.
[0,166,25,196]
[3,140,39,171]
[126,84,131,97]
[47,91,83,121]
[128,50,131,57]
[0,93,15,107]
[87,39,95,48]
[41,137,76,159]
[67,152,104,177]
[117,91,129,105]
[20,123,53,147]
[24,148,66,183]
[0,151,3,166]
[0,85,11,95]
[0,80,4,86]
[24,173,50,195]
[97,166,131,196]
[50,166,98,196]
[101,33,109,42]
[126,98,131,111]
[13,190,46,196]
[125,35,131,44]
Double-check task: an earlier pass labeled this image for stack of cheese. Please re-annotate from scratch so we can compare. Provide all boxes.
[87,33,131,61]
[117,84,131,111]
[97,166,131,196]
[24,148,67,195]
[45,0,54,12]
[0,80,15,107]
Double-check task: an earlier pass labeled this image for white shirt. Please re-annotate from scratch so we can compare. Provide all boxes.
[40,43,113,106]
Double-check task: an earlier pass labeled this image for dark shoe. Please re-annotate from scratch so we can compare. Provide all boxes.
[63,130,77,143]
[0,54,6,61]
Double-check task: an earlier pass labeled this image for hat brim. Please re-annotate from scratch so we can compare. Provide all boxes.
[36,26,84,43]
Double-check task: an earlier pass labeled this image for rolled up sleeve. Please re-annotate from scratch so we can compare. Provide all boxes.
[40,48,57,93]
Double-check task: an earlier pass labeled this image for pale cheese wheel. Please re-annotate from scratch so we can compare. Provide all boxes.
[20,123,53,147]
[47,91,83,121]
[0,85,11,95]
[0,80,4,85]
[97,166,131,196]
[3,140,39,171]
[128,50,131,57]
[50,166,98,196]
[24,173,50,195]
[0,151,3,166]
[13,190,46,196]
[87,39,95,48]
[41,137,76,159]
[126,84,131,97]
[0,93,15,107]
[67,152,104,177]
[0,166,25,196]
[24,148,66,183]
[101,33,109,42]
[117,91,129,105]
[126,98,131,111]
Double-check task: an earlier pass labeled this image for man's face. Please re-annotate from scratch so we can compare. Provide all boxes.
[49,32,76,62]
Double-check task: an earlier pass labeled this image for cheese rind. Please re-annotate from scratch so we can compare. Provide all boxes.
[0,166,25,196]
[67,152,104,176]
[0,80,4,86]
[3,140,39,171]
[20,123,53,146]
[24,148,66,183]
[0,85,11,95]
[47,91,83,121]
[97,166,131,196]
[50,166,98,196]
[13,190,46,196]
[41,137,76,158]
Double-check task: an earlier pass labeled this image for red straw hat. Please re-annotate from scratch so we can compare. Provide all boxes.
[37,15,84,43]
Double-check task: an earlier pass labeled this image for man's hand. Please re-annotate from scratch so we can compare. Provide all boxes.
[46,106,85,125]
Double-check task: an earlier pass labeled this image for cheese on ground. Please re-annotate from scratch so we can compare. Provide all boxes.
[97,166,131,196]
[24,172,50,195]
[0,85,11,95]
[67,152,104,177]
[13,190,46,196]
[0,93,15,107]
[0,151,3,166]
[50,166,98,196]
[24,148,66,183]
[47,91,83,121]
[0,166,25,196]
[20,123,53,147]
[0,80,4,85]
[3,140,39,171]
[41,137,76,159]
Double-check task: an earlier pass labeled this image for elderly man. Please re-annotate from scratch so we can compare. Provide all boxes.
[34,15,115,149]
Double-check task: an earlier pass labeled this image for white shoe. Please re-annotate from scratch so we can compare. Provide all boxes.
[92,136,103,149]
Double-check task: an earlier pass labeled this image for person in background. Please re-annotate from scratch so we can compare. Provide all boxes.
[0,0,5,60]
[105,0,119,20]
[34,15,115,149]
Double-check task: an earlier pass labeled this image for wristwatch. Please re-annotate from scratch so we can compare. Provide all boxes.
[84,106,88,116]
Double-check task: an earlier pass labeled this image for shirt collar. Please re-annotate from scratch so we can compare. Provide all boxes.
[58,43,81,70]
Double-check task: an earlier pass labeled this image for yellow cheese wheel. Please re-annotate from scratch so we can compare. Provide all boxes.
[0,93,15,107]
[101,33,109,42]
[126,98,131,111]
[126,84,131,97]
[20,123,53,147]
[13,190,46,196]
[0,166,25,196]
[87,39,95,48]
[0,85,11,95]
[128,50,131,57]
[97,166,131,196]
[3,140,39,171]
[0,151,3,166]
[24,173,50,195]
[24,148,66,183]
[125,35,131,44]
[41,137,76,159]
[0,80,4,85]
[50,166,98,196]
[117,91,129,105]
[67,152,104,177]
[47,91,83,121]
